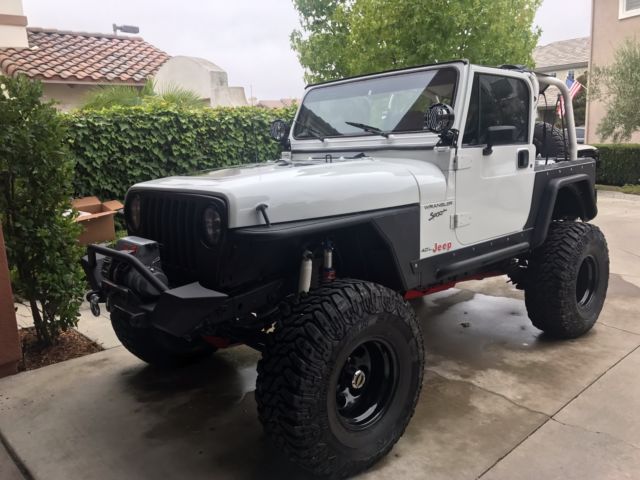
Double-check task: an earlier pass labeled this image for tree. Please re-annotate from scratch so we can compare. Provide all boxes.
[0,75,85,345]
[591,38,640,142]
[81,79,205,111]
[291,0,543,83]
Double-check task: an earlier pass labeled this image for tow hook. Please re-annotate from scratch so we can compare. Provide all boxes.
[88,292,101,317]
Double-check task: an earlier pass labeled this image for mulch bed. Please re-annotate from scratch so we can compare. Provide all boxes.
[18,327,103,372]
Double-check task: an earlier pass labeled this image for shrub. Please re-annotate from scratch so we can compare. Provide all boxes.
[594,144,640,186]
[0,76,85,346]
[80,78,206,111]
[65,104,297,200]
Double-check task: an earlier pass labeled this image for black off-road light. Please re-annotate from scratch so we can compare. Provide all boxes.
[270,119,290,144]
[425,103,455,134]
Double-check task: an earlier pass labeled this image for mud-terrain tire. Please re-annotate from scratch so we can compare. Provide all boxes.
[534,122,566,158]
[111,310,215,367]
[256,279,424,478]
[525,222,609,338]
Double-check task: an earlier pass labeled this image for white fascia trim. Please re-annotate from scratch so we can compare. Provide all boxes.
[619,0,640,19]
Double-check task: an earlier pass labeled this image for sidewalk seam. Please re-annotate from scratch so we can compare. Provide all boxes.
[550,418,640,451]
[476,343,640,479]
[600,322,640,337]
[426,369,550,419]
[0,430,34,480]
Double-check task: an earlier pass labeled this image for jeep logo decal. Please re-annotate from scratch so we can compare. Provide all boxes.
[433,242,453,252]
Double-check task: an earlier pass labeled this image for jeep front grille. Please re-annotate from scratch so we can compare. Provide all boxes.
[141,194,199,274]
[133,192,226,282]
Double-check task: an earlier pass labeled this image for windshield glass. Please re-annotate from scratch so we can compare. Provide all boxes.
[294,67,458,139]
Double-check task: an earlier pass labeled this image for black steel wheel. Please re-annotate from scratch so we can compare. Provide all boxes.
[576,255,598,307]
[525,222,609,338]
[256,279,424,478]
[335,340,397,431]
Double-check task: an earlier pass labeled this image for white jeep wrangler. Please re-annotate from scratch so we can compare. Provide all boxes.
[84,60,609,478]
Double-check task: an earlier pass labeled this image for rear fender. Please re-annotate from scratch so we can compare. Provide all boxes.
[531,174,597,248]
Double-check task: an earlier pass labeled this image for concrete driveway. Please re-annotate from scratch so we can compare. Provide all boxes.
[1,191,639,480]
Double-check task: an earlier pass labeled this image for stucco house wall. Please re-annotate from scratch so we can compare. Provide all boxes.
[587,0,640,143]
[0,0,28,48]
[41,83,97,111]
[154,56,248,107]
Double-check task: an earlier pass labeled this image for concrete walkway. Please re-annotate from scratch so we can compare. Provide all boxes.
[15,298,121,350]
[1,191,639,480]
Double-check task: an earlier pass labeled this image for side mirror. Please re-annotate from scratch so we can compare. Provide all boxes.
[482,125,517,156]
[425,103,455,134]
[270,119,290,147]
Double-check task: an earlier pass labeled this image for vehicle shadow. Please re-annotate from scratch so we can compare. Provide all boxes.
[115,283,586,480]
[119,349,315,479]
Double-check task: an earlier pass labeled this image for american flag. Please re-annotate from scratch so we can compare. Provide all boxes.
[557,74,583,117]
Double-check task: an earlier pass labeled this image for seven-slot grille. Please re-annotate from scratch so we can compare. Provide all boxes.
[138,193,207,275]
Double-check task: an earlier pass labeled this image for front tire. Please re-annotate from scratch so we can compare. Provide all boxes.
[256,279,424,478]
[111,309,215,367]
[525,222,609,338]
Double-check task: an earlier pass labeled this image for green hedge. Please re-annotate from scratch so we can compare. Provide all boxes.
[65,104,296,200]
[66,106,639,198]
[594,144,640,186]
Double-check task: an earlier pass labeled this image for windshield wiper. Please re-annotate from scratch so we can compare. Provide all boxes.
[345,121,389,138]
[297,123,325,142]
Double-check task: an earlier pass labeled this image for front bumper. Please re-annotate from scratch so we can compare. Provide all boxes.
[82,244,281,337]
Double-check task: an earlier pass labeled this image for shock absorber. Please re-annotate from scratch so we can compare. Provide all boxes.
[298,250,313,293]
[322,241,336,283]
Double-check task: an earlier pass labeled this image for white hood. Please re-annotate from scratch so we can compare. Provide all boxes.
[132,158,446,228]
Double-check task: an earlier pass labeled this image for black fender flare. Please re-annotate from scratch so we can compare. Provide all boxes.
[530,174,597,249]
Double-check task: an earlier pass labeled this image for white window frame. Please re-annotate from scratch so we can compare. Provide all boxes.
[620,0,640,19]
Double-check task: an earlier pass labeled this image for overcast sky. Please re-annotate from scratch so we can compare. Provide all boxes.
[22,0,591,100]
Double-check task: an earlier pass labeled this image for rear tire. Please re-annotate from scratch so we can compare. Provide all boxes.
[111,309,215,367]
[256,279,424,478]
[525,222,609,338]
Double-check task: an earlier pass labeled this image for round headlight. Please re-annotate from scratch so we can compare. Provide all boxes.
[202,206,222,246]
[128,195,141,233]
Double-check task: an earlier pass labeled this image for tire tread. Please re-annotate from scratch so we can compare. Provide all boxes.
[256,279,424,478]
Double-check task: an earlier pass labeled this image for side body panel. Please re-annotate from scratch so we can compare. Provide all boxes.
[454,66,538,245]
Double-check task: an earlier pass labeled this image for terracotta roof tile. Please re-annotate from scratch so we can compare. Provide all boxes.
[0,27,170,84]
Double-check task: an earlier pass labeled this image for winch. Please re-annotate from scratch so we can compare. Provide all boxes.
[102,236,168,299]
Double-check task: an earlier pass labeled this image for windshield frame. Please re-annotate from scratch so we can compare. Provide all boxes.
[292,64,461,141]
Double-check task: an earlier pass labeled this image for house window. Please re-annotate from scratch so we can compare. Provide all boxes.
[620,0,640,19]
